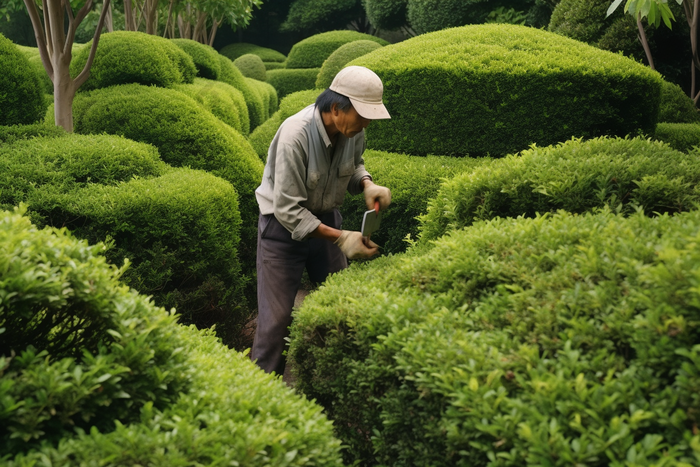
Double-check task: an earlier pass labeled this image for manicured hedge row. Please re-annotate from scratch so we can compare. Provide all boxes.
[0,123,65,144]
[172,38,221,80]
[71,31,196,91]
[266,68,320,99]
[286,30,388,69]
[234,53,267,81]
[173,77,250,135]
[0,33,46,125]
[289,207,700,465]
[264,61,286,70]
[0,208,344,465]
[220,42,287,63]
[218,54,266,130]
[315,39,384,89]
[659,80,700,123]
[419,137,700,241]
[246,77,279,120]
[340,151,487,254]
[350,24,662,156]
[653,123,700,153]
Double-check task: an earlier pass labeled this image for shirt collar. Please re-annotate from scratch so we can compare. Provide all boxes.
[314,105,334,149]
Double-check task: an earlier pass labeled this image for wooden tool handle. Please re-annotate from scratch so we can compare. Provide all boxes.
[374,200,380,213]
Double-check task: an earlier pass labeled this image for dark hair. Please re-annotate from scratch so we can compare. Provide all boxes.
[315,88,352,113]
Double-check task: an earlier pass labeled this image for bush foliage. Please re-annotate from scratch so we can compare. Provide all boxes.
[315,39,383,89]
[234,53,267,81]
[220,42,286,63]
[173,77,250,135]
[171,38,221,80]
[0,208,344,465]
[419,137,700,241]
[246,76,279,119]
[0,123,65,144]
[218,54,266,130]
[266,68,320,99]
[653,123,700,153]
[290,207,700,465]
[285,30,388,69]
[659,80,700,124]
[350,24,662,156]
[364,0,408,30]
[0,34,47,126]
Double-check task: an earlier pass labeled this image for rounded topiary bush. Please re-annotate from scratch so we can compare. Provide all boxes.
[15,45,53,94]
[351,24,662,156]
[0,207,344,465]
[406,0,491,34]
[659,80,700,123]
[266,68,320,99]
[172,38,221,80]
[315,40,384,89]
[245,77,278,120]
[233,53,267,81]
[654,123,700,152]
[263,61,286,70]
[220,42,286,63]
[419,136,700,241]
[71,31,196,91]
[365,0,408,30]
[174,77,250,135]
[0,122,66,144]
[286,30,388,69]
[218,53,266,130]
[0,33,47,125]
[290,207,700,466]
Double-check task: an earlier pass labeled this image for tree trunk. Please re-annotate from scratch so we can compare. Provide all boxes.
[53,64,76,131]
[104,2,114,32]
[637,18,655,70]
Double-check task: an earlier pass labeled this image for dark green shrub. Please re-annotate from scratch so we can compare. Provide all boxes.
[266,68,320,99]
[653,123,700,153]
[0,208,344,465]
[234,53,267,81]
[286,30,388,69]
[264,61,286,70]
[15,46,53,94]
[290,207,700,466]
[172,38,221,80]
[71,31,196,91]
[659,80,700,123]
[245,77,279,120]
[173,77,250,135]
[406,0,492,34]
[364,0,408,30]
[350,24,662,156]
[0,123,66,144]
[315,40,383,89]
[0,33,47,125]
[419,137,700,241]
[220,42,286,63]
[218,53,266,130]
[548,0,621,44]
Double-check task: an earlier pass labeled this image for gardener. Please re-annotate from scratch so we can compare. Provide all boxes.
[252,66,392,375]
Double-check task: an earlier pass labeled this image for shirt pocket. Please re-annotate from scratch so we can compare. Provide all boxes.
[335,162,355,205]
[306,170,326,207]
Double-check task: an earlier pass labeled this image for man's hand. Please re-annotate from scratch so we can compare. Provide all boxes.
[334,230,379,259]
[363,180,391,211]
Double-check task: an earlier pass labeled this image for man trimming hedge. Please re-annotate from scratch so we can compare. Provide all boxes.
[252,66,392,375]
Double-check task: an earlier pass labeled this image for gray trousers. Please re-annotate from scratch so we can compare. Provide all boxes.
[252,210,347,375]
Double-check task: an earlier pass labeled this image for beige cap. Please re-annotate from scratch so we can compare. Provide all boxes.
[329,66,391,120]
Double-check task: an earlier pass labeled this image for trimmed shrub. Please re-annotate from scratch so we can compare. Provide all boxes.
[220,42,287,63]
[263,61,286,70]
[406,0,493,34]
[15,46,53,94]
[218,53,266,130]
[419,137,700,241]
[234,53,267,81]
[245,77,278,120]
[0,208,344,465]
[0,122,65,144]
[173,77,250,135]
[350,24,663,156]
[289,207,700,466]
[172,38,221,80]
[286,30,388,69]
[267,68,320,99]
[340,151,487,254]
[654,123,700,153]
[365,0,408,30]
[0,33,47,125]
[315,39,384,89]
[549,0,621,44]
[71,31,196,91]
[659,80,700,123]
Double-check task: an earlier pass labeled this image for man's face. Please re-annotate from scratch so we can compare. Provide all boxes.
[332,104,371,139]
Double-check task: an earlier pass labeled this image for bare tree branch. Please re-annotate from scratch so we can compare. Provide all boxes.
[23,0,54,80]
[75,0,111,88]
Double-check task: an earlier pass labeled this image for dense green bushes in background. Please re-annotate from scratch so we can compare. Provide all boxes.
[266,68,320,99]
[0,208,344,465]
[351,24,662,156]
[285,30,388,69]
[419,137,700,241]
[659,81,700,124]
[290,207,700,466]
[246,77,279,120]
[172,38,221,80]
[218,54,267,130]
[364,0,409,30]
[315,39,383,88]
[234,53,267,81]
[173,78,250,135]
[653,123,700,153]
[15,45,53,94]
[220,42,287,63]
[0,34,47,126]
[0,123,65,144]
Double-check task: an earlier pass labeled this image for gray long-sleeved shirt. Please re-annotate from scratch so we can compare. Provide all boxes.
[255,104,371,241]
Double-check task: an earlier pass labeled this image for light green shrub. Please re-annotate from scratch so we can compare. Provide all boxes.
[234,53,267,81]
[653,123,700,153]
[315,40,383,89]
[218,53,266,130]
[172,38,221,80]
[220,42,286,63]
[71,31,196,91]
[173,77,250,135]
[290,207,700,465]
[0,122,65,144]
[263,61,286,70]
[659,80,700,123]
[286,30,388,69]
[0,33,47,125]
[0,208,344,465]
[419,137,700,241]
[266,68,320,99]
[245,76,279,119]
[350,24,662,156]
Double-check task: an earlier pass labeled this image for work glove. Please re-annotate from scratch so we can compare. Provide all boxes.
[363,180,391,211]
[334,230,379,260]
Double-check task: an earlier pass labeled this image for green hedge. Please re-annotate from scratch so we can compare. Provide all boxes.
[172,38,221,80]
[0,207,344,465]
[267,68,320,99]
[350,24,662,156]
[407,0,491,34]
[659,80,700,123]
[365,0,408,30]
[315,40,384,89]
[419,137,700,241]
[0,123,66,144]
[218,53,266,130]
[15,46,53,94]
[340,151,487,255]
[653,123,700,153]
[234,53,267,81]
[219,42,287,63]
[286,30,388,69]
[264,61,286,70]
[173,77,250,135]
[71,31,196,91]
[245,76,279,120]
[289,207,700,465]
[0,33,46,125]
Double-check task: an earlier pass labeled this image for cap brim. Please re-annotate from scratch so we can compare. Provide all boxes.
[350,98,391,120]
